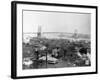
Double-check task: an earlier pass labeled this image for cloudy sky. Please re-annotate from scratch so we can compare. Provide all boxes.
[23,10,91,34]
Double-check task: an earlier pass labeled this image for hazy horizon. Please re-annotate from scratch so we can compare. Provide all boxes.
[23,10,91,35]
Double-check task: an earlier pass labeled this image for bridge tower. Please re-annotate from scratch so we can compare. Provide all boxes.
[73,29,78,40]
[37,25,42,38]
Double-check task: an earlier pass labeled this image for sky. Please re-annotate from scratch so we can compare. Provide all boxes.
[23,10,91,34]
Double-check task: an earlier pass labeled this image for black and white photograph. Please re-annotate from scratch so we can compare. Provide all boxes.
[22,10,91,69]
[11,1,97,79]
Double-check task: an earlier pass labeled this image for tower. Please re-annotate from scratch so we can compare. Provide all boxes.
[73,29,78,40]
[37,25,42,38]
